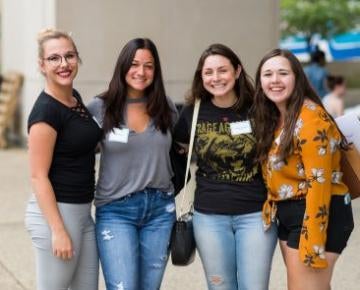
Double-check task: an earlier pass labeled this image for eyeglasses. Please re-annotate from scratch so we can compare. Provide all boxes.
[43,52,79,67]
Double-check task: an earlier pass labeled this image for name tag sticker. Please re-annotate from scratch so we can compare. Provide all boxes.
[230,120,252,135]
[108,128,129,143]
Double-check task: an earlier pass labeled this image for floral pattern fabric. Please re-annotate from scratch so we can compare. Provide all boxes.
[262,100,348,269]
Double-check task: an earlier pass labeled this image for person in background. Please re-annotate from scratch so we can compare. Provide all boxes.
[304,49,328,98]
[253,48,354,290]
[322,75,346,118]
[174,43,277,290]
[25,28,102,290]
[87,38,177,290]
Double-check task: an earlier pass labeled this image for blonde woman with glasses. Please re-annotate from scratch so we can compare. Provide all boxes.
[25,28,102,290]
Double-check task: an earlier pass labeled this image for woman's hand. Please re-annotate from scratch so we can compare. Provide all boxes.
[52,227,74,260]
[175,142,189,154]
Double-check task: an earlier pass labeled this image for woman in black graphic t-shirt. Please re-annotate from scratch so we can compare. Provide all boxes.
[174,44,277,290]
[25,29,102,290]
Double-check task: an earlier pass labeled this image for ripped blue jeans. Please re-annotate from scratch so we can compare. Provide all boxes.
[193,210,277,290]
[95,188,176,290]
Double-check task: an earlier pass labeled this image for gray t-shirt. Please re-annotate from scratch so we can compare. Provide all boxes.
[87,97,177,207]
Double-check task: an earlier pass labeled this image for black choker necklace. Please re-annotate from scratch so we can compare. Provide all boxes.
[126,97,147,104]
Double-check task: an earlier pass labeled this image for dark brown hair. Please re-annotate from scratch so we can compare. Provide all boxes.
[101,38,172,134]
[186,43,254,113]
[327,75,345,91]
[252,48,347,163]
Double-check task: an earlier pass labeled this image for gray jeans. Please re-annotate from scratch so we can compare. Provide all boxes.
[25,197,99,290]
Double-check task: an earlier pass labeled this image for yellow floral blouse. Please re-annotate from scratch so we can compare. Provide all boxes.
[262,100,348,269]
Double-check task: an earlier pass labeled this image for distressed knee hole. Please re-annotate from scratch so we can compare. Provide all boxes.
[101,229,114,241]
[152,263,163,269]
[166,203,175,213]
[116,282,124,290]
[151,255,168,269]
[209,275,223,286]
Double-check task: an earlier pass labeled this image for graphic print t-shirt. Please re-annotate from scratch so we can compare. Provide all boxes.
[174,100,266,214]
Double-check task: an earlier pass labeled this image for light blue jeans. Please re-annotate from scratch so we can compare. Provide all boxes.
[193,210,277,290]
[95,188,176,290]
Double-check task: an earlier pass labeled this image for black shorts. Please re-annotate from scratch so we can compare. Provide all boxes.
[276,194,354,254]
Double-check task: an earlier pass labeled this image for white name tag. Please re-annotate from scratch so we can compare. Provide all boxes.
[230,120,252,135]
[108,128,129,143]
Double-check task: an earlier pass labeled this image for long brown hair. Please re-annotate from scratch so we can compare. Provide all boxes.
[187,44,254,113]
[252,49,347,163]
[101,38,172,134]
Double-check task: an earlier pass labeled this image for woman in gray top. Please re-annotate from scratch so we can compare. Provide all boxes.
[88,38,177,290]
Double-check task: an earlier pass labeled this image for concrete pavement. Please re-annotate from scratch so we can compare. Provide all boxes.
[0,149,359,290]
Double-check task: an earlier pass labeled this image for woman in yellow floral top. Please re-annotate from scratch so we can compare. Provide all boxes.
[253,49,354,290]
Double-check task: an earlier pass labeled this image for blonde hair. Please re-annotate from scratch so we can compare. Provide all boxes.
[37,28,79,59]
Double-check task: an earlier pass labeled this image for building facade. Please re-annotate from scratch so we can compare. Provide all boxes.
[1,0,279,136]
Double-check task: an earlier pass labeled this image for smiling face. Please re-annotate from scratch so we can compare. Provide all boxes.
[260,55,295,112]
[201,54,241,99]
[125,49,155,98]
[39,37,78,88]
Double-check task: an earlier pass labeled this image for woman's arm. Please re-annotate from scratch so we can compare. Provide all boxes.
[298,118,334,269]
[28,123,73,260]
[173,105,193,146]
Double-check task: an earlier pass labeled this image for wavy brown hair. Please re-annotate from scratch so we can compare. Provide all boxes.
[186,44,254,113]
[252,49,348,163]
[101,38,172,134]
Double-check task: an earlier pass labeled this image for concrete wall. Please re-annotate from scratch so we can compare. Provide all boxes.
[57,0,279,103]
[1,0,279,137]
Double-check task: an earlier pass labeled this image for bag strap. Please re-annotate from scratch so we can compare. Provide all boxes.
[178,98,201,218]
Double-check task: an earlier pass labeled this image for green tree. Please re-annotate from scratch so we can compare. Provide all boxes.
[281,0,360,44]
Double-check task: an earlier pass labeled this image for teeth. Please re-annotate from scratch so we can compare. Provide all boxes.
[58,71,71,77]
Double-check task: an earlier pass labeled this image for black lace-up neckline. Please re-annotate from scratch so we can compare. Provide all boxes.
[70,101,89,119]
